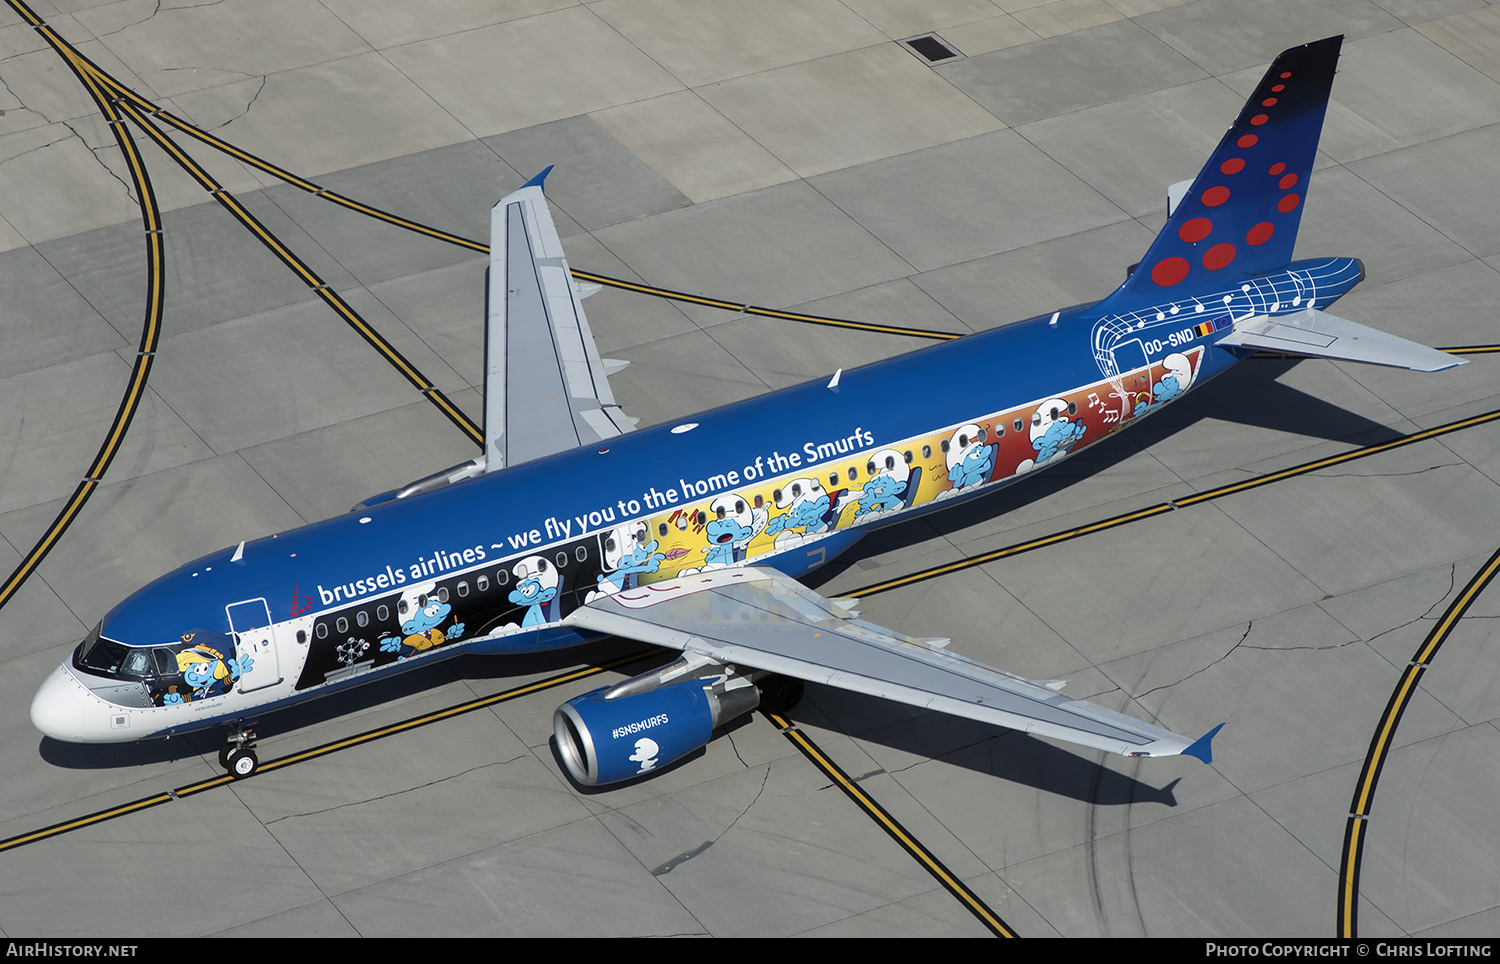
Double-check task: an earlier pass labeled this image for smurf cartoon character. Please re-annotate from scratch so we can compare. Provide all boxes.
[944,423,998,493]
[157,633,250,705]
[379,581,465,659]
[1136,352,1195,417]
[630,737,661,775]
[589,521,666,600]
[508,555,561,627]
[767,477,832,546]
[1016,400,1086,475]
[699,493,768,569]
[840,448,911,523]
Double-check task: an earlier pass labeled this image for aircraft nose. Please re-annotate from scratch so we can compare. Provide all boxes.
[30,663,103,743]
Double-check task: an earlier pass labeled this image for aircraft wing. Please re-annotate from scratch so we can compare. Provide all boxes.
[485,169,636,471]
[564,567,1215,761]
[1218,307,1465,372]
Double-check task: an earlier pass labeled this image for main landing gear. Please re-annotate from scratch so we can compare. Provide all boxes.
[217,722,259,779]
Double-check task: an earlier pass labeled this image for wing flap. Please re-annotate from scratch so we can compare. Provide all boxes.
[485,174,635,471]
[1219,307,1465,372]
[565,568,1198,759]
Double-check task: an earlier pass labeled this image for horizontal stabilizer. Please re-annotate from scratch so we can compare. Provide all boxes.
[1218,308,1465,371]
[1166,178,1194,217]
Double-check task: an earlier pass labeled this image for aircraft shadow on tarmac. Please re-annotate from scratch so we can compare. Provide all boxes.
[813,355,1404,567]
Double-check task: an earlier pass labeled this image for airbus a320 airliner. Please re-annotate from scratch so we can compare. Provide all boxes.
[31,37,1461,783]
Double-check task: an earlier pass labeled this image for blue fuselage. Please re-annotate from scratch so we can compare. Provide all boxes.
[35,258,1362,743]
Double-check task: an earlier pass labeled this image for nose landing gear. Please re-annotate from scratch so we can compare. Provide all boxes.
[217,722,259,779]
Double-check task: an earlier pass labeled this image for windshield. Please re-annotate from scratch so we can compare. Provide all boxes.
[73,622,126,675]
[72,627,245,707]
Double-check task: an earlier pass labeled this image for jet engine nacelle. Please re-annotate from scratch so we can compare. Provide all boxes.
[553,656,761,786]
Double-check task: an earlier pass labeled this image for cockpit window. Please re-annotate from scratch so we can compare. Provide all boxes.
[120,649,152,677]
[73,623,126,675]
[72,627,249,708]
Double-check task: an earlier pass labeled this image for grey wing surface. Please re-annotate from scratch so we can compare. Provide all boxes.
[1218,307,1464,372]
[485,175,636,471]
[565,567,1206,760]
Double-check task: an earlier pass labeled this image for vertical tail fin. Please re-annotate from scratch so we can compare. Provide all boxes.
[1113,36,1342,299]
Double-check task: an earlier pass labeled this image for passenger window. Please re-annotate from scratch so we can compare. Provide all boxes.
[1067,401,1077,415]
[847,466,857,481]
[658,522,668,537]
[497,567,509,585]
[556,551,568,568]
[356,611,368,628]
[922,445,931,459]
[437,587,449,603]
[458,581,469,597]
[1014,418,1023,433]
[296,630,307,644]
[477,575,489,592]
[316,623,328,639]
[576,545,587,562]
[377,605,389,621]
[336,617,348,633]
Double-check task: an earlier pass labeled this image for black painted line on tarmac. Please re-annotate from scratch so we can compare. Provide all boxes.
[764,710,1016,937]
[23,5,1500,355]
[0,657,638,854]
[49,48,962,343]
[1336,545,1500,937]
[42,27,1500,355]
[109,95,484,446]
[845,407,1500,600]
[14,4,1500,936]
[0,18,165,614]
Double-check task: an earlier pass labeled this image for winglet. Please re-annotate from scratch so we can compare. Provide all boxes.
[522,165,555,191]
[1182,723,1225,764]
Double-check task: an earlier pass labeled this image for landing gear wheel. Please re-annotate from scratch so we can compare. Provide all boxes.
[757,675,804,715]
[226,748,259,779]
[219,721,259,777]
